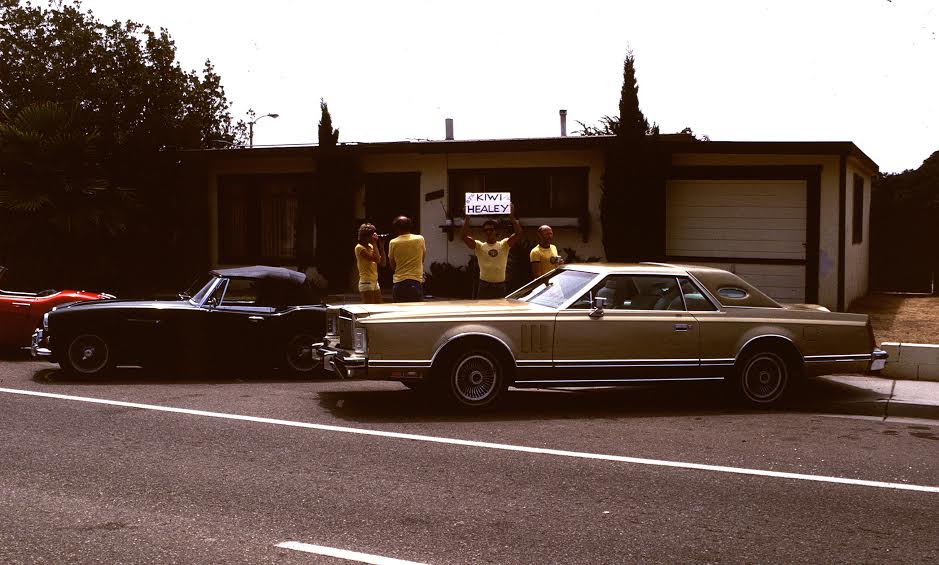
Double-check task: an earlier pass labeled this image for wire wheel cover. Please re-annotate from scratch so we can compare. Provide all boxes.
[453,354,499,402]
[67,334,109,374]
[742,352,788,401]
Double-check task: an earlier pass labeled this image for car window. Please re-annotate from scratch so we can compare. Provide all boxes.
[219,278,261,306]
[509,269,597,309]
[680,278,718,311]
[570,275,684,311]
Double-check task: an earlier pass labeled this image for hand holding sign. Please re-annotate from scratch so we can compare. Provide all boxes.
[465,192,512,216]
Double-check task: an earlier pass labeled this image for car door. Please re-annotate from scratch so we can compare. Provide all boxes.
[204,278,273,369]
[551,274,700,382]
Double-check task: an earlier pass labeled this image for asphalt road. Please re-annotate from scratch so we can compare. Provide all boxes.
[1,354,937,564]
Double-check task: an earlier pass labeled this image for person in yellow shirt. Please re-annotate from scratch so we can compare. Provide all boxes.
[530,224,564,278]
[387,215,425,302]
[354,223,385,304]
[459,207,522,299]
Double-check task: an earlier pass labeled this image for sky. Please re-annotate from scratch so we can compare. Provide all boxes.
[79,0,938,173]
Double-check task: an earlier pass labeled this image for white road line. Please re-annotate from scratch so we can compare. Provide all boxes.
[2,386,938,494]
[276,541,426,565]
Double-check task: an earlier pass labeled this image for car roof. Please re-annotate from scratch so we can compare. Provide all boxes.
[210,265,307,285]
[560,263,688,275]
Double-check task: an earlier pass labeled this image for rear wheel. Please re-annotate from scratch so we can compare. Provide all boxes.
[732,346,797,407]
[61,333,114,377]
[283,333,320,375]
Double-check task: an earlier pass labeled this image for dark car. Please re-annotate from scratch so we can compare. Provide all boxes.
[31,266,326,377]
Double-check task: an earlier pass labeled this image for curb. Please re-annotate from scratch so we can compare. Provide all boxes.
[815,375,939,421]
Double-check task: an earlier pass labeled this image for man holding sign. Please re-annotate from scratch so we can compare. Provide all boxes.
[459,200,522,299]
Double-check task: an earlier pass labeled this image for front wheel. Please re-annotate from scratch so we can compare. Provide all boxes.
[441,347,509,409]
[732,348,795,407]
[61,333,114,377]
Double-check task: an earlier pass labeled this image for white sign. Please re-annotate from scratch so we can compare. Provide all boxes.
[465,192,512,215]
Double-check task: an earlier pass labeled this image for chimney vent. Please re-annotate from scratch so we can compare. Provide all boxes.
[445,118,454,140]
[559,109,568,137]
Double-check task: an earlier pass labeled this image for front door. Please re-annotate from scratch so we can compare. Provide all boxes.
[364,173,421,289]
[551,274,700,382]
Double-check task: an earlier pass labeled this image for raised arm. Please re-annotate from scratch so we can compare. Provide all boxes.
[506,204,523,247]
[459,216,476,250]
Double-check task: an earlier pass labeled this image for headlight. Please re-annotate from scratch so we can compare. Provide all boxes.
[353,327,367,354]
[42,312,50,330]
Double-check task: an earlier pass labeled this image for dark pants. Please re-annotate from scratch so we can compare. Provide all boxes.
[393,279,424,302]
[477,280,507,299]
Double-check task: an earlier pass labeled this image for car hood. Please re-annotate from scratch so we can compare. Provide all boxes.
[341,299,553,320]
[53,298,194,313]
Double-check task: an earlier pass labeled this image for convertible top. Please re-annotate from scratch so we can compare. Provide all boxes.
[210,265,307,285]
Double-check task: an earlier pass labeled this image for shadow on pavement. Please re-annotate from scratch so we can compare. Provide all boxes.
[30,366,336,386]
[315,377,890,423]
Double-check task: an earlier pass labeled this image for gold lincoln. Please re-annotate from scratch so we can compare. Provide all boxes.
[315,263,887,410]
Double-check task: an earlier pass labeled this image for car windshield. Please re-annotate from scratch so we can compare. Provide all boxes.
[189,276,220,306]
[507,269,598,309]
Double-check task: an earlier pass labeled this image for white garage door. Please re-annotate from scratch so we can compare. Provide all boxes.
[666,179,807,302]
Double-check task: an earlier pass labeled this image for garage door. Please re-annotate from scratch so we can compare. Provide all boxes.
[666,179,807,302]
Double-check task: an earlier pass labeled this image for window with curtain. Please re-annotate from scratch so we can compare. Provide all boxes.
[218,174,310,264]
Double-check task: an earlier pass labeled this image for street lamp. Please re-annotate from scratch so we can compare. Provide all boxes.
[247,108,280,148]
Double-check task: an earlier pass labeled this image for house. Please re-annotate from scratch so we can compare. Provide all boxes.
[183,135,878,311]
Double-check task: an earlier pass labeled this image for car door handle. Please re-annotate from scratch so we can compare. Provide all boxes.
[12,302,31,308]
[674,323,691,332]
[248,316,264,322]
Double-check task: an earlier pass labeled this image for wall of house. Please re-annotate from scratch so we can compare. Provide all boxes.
[670,153,842,308]
[844,156,873,308]
[358,148,607,270]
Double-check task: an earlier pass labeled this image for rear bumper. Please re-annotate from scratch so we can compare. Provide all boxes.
[314,341,367,378]
[870,348,888,372]
[30,328,53,359]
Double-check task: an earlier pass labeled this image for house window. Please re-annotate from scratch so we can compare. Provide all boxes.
[852,173,864,244]
[448,168,588,218]
[218,174,310,264]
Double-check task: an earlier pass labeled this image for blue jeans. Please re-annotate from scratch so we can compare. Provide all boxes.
[393,279,424,302]
[476,280,507,299]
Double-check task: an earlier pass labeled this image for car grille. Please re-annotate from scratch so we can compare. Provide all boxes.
[338,309,354,349]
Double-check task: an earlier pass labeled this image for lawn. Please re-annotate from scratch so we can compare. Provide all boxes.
[848,294,939,345]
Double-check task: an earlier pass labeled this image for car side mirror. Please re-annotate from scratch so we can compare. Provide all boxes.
[589,296,606,318]
[205,297,218,309]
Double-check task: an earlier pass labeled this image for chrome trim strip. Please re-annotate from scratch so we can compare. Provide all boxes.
[554,358,698,365]
[700,358,736,366]
[737,334,799,359]
[516,377,725,385]
[516,360,554,366]
[804,354,872,363]
[553,362,700,369]
[368,360,433,368]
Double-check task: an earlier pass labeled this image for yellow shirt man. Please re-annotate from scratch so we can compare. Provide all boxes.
[388,233,425,284]
[475,238,511,283]
[530,243,561,277]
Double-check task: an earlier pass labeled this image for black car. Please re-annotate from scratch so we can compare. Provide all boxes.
[31,266,326,377]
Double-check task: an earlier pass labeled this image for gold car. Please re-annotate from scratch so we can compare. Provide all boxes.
[315,263,887,409]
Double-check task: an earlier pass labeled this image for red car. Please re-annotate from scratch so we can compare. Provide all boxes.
[0,266,114,348]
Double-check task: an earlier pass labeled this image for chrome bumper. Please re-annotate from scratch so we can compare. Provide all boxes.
[870,348,888,372]
[314,341,367,378]
[30,328,53,359]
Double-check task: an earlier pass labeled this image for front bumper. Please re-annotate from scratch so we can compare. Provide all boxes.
[30,328,53,359]
[314,341,367,378]
[870,348,889,372]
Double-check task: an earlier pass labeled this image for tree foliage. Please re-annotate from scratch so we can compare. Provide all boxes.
[871,151,939,293]
[311,99,360,291]
[597,51,666,262]
[0,0,243,290]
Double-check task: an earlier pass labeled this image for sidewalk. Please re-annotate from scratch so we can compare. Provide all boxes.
[815,375,939,421]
